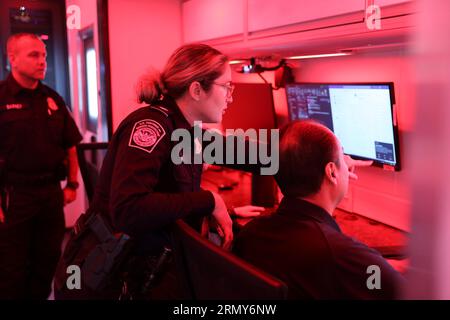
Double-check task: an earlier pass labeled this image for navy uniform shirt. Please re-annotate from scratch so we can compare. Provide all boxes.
[233,197,405,299]
[91,97,215,255]
[0,74,82,175]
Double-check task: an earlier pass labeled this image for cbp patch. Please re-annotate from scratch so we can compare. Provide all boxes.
[128,119,166,154]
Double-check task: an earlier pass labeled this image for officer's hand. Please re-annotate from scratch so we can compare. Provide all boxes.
[210,191,233,250]
[232,205,265,218]
[63,187,77,205]
[344,155,373,180]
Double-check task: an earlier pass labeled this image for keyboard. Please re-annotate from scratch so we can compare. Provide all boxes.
[233,206,278,230]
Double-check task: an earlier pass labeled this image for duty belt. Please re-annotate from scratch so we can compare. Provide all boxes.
[5,171,60,187]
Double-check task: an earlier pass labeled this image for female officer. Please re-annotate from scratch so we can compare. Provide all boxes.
[85,43,256,299]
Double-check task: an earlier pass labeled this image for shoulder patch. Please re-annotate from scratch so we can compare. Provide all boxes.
[128,119,166,154]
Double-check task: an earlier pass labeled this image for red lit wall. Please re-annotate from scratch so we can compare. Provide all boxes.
[65,0,100,227]
[407,0,450,298]
[66,0,99,135]
[108,0,182,129]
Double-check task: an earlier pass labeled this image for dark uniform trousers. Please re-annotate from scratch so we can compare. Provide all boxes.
[0,183,65,299]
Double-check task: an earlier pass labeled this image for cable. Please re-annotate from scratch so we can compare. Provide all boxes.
[257,72,268,84]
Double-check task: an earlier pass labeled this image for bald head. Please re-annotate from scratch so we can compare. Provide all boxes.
[6,33,47,88]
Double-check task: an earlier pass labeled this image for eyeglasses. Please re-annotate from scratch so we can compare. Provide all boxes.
[213,81,235,97]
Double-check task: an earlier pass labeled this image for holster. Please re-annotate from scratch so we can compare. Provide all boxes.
[54,211,134,299]
[80,213,133,291]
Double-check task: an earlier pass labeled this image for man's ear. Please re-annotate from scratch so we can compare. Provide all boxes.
[188,81,202,101]
[7,53,16,68]
[325,162,338,185]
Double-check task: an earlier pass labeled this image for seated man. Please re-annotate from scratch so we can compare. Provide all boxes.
[232,120,404,299]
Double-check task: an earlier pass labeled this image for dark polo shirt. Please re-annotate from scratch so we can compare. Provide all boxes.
[233,197,405,299]
[0,74,82,175]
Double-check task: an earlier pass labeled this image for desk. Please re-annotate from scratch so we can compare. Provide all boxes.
[201,167,253,208]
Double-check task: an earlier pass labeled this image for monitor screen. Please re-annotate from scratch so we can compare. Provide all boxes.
[222,83,277,130]
[285,83,400,170]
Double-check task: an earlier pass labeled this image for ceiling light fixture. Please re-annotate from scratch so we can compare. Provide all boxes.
[229,60,246,65]
[286,52,352,60]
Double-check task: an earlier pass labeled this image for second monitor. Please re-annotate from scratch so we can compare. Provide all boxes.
[286,83,400,170]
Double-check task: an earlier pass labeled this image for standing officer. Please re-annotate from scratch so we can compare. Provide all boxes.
[54,44,240,299]
[0,33,82,299]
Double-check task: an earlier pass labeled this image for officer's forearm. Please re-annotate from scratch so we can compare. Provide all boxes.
[66,146,79,183]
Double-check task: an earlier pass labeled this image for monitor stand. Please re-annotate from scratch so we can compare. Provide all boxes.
[251,174,278,207]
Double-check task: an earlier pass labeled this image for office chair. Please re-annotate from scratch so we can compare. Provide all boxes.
[76,142,109,203]
[171,220,288,300]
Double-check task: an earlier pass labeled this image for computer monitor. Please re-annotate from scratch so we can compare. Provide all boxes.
[286,83,400,170]
[221,82,277,130]
[220,82,279,206]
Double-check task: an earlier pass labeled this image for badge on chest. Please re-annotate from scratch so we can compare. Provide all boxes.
[47,97,59,115]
